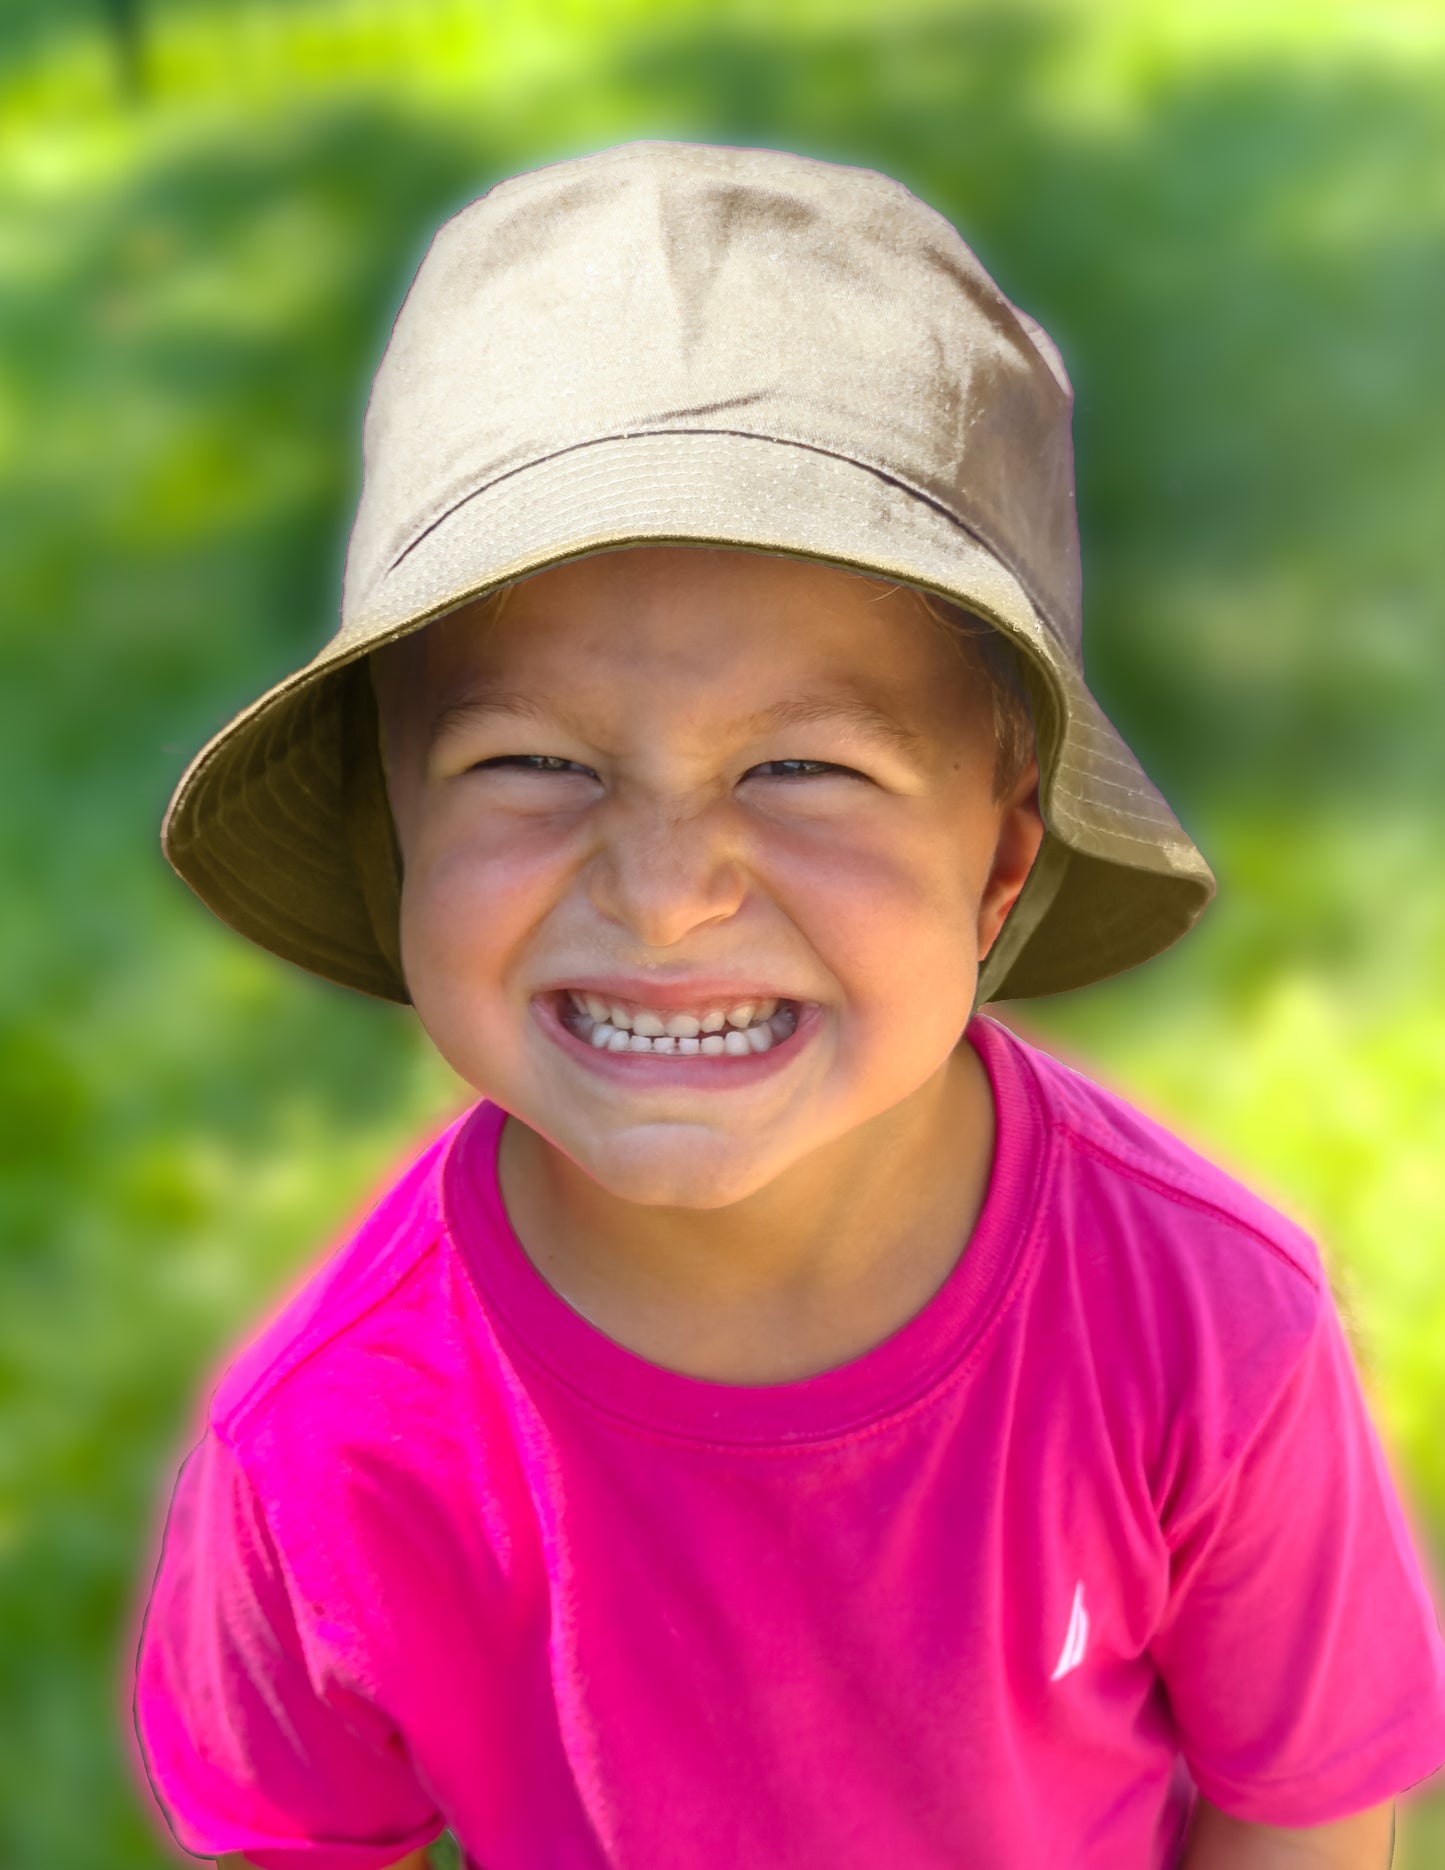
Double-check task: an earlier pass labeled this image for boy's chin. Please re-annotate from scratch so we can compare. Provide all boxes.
[567,1127,798,1211]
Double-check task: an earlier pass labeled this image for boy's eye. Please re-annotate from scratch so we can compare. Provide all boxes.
[471,754,597,777]
[745,759,866,780]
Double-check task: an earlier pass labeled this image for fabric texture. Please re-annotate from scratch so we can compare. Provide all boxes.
[132,1020,1445,1868]
[160,139,1215,1006]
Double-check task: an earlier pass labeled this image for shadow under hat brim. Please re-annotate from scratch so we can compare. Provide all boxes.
[162,430,1215,1004]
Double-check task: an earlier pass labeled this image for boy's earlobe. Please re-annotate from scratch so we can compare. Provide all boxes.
[994,763,1046,902]
[975,767,1050,974]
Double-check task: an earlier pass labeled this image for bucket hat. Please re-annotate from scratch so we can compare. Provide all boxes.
[162,138,1214,1004]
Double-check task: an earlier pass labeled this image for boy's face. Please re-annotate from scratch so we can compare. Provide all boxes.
[374,546,1042,1208]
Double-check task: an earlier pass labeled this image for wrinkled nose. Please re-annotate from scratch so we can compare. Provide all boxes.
[585,796,748,949]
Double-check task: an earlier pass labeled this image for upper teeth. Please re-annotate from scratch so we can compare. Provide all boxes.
[567,991,794,1057]
[574,993,777,1037]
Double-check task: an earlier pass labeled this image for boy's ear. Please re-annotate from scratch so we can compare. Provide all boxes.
[975,764,1053,992]
[342,661,407,994]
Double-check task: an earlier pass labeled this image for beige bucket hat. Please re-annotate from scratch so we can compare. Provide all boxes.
[162,138,1214,1005]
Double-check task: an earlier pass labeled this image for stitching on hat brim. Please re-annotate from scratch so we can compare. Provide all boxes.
[380,426,1080,666]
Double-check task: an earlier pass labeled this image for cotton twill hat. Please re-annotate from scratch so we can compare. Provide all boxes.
[162,138,1215,1004]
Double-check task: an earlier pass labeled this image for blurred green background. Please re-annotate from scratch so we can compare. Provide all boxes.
[2,0,1442,1863]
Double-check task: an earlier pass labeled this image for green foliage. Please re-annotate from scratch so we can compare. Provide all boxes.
[2,2,1442,1863]
[427,1830,462,1870]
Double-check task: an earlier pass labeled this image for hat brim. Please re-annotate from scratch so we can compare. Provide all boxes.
[162,431,1214,1003]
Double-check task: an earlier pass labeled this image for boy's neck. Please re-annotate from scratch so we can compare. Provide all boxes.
[495,1037,998,1385]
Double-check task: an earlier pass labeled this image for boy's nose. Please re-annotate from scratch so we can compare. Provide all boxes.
[584,797,749,950]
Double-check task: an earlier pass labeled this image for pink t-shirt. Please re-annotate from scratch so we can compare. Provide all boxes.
[132,1018,1445,1868]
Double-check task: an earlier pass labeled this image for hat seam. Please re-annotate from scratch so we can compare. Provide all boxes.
[379,427,1078,659]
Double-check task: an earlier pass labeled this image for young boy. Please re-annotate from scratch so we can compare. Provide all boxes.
[133,141,1445,1868]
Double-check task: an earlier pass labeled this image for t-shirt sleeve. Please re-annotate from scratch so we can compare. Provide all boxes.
[134,1428,442,1869]
[1150,1280,1445,1825]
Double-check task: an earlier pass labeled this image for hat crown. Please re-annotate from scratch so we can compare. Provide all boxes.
[345,140,1081,654]
[163,140,1214,1007]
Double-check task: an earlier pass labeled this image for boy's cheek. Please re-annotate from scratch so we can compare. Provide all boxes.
[404,821,576,946]
[757,842,988,989]
[397,848,562,1048]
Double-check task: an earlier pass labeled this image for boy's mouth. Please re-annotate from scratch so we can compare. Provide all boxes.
[555,990,802,1057]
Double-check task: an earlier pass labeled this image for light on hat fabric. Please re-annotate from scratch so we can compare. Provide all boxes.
[162,139,1214,1003]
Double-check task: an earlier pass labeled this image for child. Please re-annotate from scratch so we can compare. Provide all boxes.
[133,141,1445,1868]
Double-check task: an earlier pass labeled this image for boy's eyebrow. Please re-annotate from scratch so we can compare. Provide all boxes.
[739,694,928,759]
[426,688,551,750]
[427,687,928,759]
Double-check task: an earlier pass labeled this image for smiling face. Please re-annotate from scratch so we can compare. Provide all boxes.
[372,546,1043,1208]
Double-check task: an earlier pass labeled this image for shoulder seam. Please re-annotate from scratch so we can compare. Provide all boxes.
[1054,1122,1323,1293]
[213,1214,448,1442]
[209,1117,476,1436]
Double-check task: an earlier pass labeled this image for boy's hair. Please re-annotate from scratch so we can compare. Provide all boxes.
[900,588,1037,800]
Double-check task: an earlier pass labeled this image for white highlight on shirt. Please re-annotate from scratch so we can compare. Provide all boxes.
[1050,1580,1090,1681]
